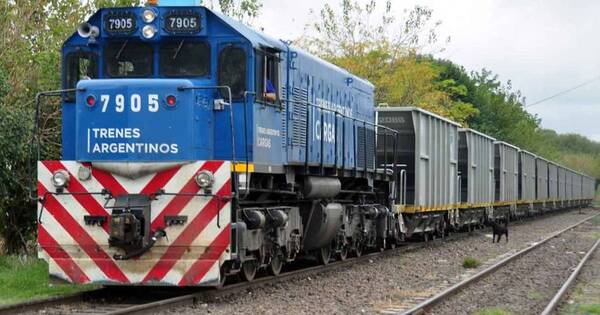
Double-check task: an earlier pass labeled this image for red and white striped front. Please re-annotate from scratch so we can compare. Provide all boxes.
[37,160,231,286]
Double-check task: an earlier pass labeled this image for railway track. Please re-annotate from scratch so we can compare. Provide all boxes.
[1,229,475,315]
[2,210,596,315]
[541,237,600,315]
[391,212,600,315]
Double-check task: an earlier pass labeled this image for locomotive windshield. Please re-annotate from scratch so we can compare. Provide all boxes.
[159,40,210,77]
[105,40,153,78]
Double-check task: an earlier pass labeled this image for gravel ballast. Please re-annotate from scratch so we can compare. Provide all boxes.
[429,216,600,315]
[159,209,599,315]
[557,230,600,315]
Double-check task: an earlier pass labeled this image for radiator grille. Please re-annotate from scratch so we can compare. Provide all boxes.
[290,87,308,147]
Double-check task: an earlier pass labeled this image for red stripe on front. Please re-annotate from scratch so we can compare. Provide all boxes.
[142,180,231,283]
[178,225,231,286]
[150,161,224,232]
[42,161,110,233]
[38,225,90,283]
[91,168,128,197]
[140,165,182,195]
[39,183,130,283]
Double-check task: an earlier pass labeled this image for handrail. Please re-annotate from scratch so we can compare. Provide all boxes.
[30,88,83,201]
[178,85,237,197]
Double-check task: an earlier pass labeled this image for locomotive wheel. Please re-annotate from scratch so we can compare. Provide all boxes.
[240,260,258,282]
[216,266,227,288]
[354,244,363,257]
[338,246,349,261]
[317,246,331,265]
[268,254,283,276]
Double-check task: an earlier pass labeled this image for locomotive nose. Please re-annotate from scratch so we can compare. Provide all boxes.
[74,79,211,162]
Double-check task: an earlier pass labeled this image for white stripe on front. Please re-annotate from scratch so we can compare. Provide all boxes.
[159,204,231,285]
[39,212,105,281]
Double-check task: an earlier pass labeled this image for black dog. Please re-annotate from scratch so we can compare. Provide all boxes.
[489,220,508,243]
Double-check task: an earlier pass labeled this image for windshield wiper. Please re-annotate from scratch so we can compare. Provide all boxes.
[115,40,129,60]
[173,40,185,60]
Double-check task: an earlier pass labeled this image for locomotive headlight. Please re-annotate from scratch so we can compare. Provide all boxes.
[142,25,157,39]
[142,9,156,23]
[51,170,70,188]
[195,170,214,188]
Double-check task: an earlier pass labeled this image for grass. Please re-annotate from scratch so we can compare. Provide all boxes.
[0,255,94,305]
[527,290,544,301]
[472,307,514,315]
[562,304,600,315]
[462,256,481,269]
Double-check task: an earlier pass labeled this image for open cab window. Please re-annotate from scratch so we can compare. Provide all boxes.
[255,49,280,104]
[64,52,98,102]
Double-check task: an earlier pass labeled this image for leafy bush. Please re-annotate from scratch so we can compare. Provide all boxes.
[462,257,481,269]
[0,104,36,254]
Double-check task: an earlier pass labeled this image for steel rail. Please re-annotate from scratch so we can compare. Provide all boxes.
[103,233,476,315]
[3,210,593,315]
[0,288,106,315]
[399,212,600,315]
[540,237,600,315]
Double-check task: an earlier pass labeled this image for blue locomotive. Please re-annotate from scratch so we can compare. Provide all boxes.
[35,1,593,287]
[37,0,398,286]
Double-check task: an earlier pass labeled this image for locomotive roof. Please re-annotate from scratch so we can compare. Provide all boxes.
[210,10,287,51]
[211,9,375,91]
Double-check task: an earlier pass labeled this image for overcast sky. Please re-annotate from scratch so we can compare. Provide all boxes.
[255,0,600,141]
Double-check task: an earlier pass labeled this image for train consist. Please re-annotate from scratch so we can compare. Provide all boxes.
[35,1,595,287]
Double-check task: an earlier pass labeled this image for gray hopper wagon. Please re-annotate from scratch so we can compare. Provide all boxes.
[547,162,559,210]
[517,150,536,216]
[493,141,519,219]
[535,157,549,212]
[457,128,495,226]
[376,107,459,236]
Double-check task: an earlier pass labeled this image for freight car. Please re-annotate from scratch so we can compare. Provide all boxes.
[34,1,595,287]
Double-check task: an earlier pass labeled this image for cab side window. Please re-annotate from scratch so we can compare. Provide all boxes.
[218,46,246,99]
[255,49,279,103]
[64,52,98,102]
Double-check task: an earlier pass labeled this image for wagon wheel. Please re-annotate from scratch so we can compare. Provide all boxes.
[240,260,258,282]
[439,220,447,239]
[423,232,430,242]
[379,238,386,252]
[387,239,397,250]
[317,245,331,265]
[268,251,284,276]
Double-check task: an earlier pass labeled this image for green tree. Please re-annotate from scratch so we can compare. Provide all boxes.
[214,0,262,24]
[300,1,477,124]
